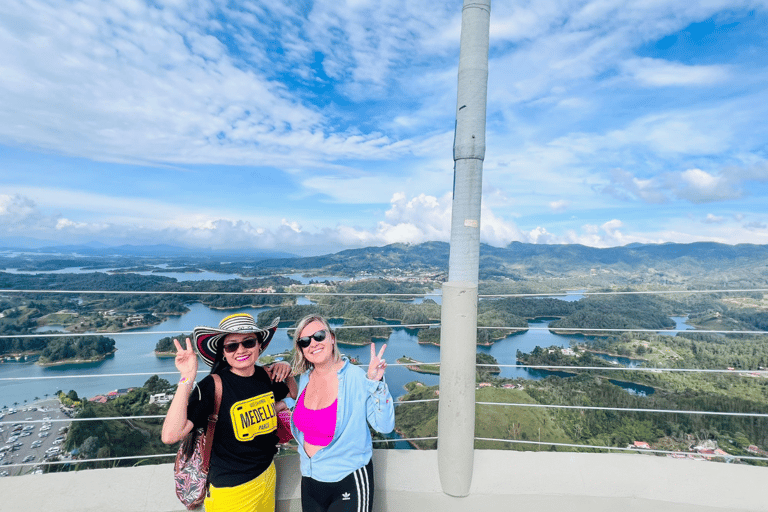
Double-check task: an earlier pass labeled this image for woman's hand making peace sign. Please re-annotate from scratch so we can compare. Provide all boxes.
[367,342,387,381]
[173,337,198,382]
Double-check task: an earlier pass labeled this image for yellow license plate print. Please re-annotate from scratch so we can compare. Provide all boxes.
[230,392,277,441]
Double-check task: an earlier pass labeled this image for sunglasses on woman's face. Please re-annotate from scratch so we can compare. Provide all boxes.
[297,330,327,349]
[222,337,259,353]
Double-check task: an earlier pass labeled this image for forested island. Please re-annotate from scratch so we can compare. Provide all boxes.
[37,336,116,366]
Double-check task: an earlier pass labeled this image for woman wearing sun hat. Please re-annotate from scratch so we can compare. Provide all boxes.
[289,314,394,512]
[162,313,297,512]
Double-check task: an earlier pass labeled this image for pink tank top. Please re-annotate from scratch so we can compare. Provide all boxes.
[293,389,337,447]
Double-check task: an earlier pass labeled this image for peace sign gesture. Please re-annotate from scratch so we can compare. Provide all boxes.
[173,337,198,381]
[367,342,387,381]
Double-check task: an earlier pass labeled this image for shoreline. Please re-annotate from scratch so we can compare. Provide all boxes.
[394,427,427,449]
[397,357,440,375]
[36,349,118,367]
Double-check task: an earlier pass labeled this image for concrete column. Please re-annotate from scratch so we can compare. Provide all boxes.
[438,281,478,496]
[448,0,490,285]
[438,0,489,497]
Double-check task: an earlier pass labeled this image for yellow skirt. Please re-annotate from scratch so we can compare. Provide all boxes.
[204,462,276,512]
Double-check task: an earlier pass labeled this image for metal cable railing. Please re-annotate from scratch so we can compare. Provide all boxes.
[474,438,768,462]
[474,400,768,419]
[478,288,768,298]
[3,287,767,297]
[0,398,440,471]
[477,363,768,375]
[5,434,444,471]
[2,286,767,473]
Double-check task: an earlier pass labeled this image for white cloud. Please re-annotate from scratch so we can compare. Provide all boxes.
[0,0,444,169]
[675,168,741,203]
[704,214,725,224]
[527,226,557,244]
[600,169,667,204]
[0,194,36,220]
[55,218,89,230]
[282,219,302,233]
[377,192,452,244]
[549,200,570,212]
[2,0,768,254]
[622,58,730,87]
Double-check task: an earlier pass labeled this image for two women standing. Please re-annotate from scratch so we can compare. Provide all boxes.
[163,313,395,512]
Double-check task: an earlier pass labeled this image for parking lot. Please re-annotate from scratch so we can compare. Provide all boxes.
[0,399,71,477]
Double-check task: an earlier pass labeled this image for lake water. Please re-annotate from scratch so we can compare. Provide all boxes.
[4,266,251,282]
[0,288,678,407]
[2,267,363,283]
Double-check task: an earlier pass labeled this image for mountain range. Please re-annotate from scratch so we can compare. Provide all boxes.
[2,241,767,281]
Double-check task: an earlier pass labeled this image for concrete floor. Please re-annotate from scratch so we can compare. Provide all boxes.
[0,450,766,512]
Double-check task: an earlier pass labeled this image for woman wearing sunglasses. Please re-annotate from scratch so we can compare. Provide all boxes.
[162,313,297,512]
[289,315,395,512]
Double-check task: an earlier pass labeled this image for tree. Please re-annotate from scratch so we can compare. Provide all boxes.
[143,375,171,394]
[80,436,100,460]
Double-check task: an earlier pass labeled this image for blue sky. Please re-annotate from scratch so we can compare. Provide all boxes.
[1,1,767,256]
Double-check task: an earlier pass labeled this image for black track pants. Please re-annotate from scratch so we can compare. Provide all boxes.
[300,459,374,512]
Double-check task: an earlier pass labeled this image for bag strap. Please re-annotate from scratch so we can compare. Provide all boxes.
[201,373,222,472]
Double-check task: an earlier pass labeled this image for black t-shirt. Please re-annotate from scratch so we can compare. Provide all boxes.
[187,367,289,488]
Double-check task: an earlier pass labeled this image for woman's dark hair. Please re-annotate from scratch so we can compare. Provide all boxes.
[209,339,230,375]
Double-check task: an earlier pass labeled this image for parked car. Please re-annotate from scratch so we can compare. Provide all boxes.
[19,432,31,437]
[38,432,49,438]
[31,440,42,448]
[22,455,35,463]
[7,436,18,443]
[39,425,50,431]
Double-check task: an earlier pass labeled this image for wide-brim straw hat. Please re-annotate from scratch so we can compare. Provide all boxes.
[193,313,279,367]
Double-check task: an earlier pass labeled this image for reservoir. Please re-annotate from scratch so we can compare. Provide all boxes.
[0,291,676,408]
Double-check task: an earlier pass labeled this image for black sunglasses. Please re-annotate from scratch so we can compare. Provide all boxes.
[297,330,327,349]
[222,337,259,353]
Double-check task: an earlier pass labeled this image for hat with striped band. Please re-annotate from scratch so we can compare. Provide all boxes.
[193,313,279,367]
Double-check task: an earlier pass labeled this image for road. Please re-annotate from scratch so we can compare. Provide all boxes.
[0,399,72,477]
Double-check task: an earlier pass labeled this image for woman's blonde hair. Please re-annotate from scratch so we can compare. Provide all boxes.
[291,314,341,375]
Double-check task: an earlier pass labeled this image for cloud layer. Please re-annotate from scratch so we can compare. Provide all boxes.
[1,1,768,254]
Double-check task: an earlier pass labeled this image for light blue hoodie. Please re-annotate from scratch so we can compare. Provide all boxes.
[289,357,395,482]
